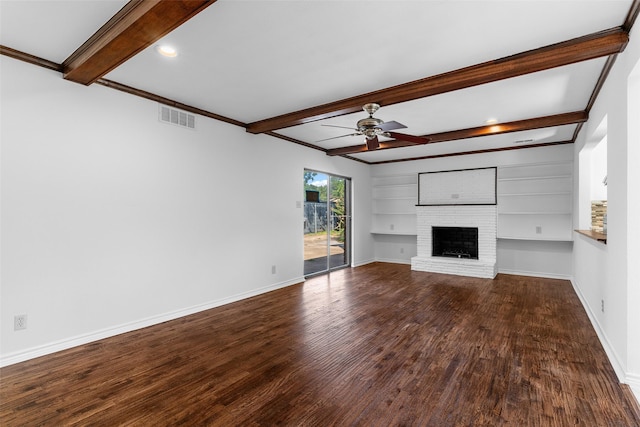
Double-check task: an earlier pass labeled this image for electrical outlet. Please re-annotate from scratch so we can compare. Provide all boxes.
[536,226,542,234]
[400,247,405,254]
[390,224,395,231]
[14,315,27,331]
[271,265,276,274]
[601,299,605,312]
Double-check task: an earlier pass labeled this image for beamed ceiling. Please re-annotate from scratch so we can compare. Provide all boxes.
[1,0,639,164]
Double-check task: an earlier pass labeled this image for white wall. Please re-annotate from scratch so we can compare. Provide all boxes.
[497,239,573,279]
[2,40,638,405]
[590,137,608,201]
[0,56,374,365]
[572,26,640,398]
[374,234,417,265]
[371,144,574,279]
[627,50,640,398]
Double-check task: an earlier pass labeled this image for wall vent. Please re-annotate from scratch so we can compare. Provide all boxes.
[158,104,196,130]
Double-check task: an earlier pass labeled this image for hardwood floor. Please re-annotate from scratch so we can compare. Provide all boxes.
[1,263,639,426]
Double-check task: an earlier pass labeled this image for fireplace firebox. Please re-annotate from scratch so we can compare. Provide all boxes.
[432,226,479,259]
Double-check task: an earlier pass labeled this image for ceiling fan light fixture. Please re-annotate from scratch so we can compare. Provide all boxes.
[363,129,377,139]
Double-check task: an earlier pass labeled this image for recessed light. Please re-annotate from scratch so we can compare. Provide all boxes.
[156,45,178,58]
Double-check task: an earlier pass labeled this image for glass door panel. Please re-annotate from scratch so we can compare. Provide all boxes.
[303,170,351,276]
[304,172,329,276]
[329,176,350,270]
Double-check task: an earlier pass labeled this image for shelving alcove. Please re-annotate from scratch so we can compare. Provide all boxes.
[496,161,573,241]
[371,174,417,235]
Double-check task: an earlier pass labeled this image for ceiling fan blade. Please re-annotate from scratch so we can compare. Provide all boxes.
[378,120,407,131]
[366,136,380,151]
[388,132,430,145]
[321,124,359,131]
[316,132,361,142]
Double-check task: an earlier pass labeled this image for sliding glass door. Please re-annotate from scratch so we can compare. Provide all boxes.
[303,170,351,276]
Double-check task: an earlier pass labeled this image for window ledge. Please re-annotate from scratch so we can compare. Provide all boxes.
[575,229,607,244]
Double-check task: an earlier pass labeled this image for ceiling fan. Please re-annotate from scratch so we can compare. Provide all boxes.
[318,103,430,150]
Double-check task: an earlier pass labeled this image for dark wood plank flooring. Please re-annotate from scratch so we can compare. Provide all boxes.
[1,263,639,426]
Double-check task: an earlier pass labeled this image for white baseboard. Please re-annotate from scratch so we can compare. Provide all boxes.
[352,258,376,268]
[626,373,640,404]
[570,278,626,383]
[0,277,304,368]
[498,268,572,280]
[374,257,412,265]
[554,278,639,407]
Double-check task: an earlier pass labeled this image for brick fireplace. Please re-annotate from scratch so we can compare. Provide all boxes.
[411,205,497,278]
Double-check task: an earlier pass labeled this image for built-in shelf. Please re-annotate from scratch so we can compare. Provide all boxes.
[372,212,416,215]
[371,230,417,236]
[373,183,416,189]
[498,236,574,242]
[372,163,574,241]
[372,174,418,236]
[575,229,607,244]
[499,211,572,215]
[497,174,571,182]
[497,161,573,241]
[499,192,572,197]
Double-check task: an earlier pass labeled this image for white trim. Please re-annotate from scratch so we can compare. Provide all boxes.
[570,277,639,408]
[352,258,376,268]
[0,277,304,367]
[374,257,412,265]
[497,269,572,280]
[626,373,640,404]
[570,277,626,382]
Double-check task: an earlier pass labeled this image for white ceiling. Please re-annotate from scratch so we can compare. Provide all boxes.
[0,0,635,163]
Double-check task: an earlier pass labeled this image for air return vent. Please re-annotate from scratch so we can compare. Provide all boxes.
[158,104,196,130]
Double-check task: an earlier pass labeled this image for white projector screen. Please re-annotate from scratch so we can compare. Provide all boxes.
[418,167,496,205]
